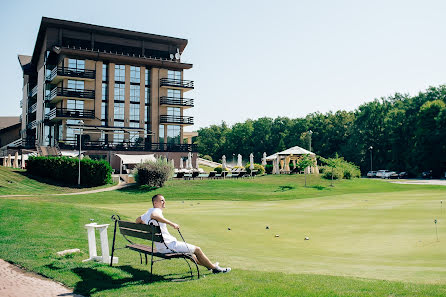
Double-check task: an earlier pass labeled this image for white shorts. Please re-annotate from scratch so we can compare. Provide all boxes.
[157,241,196,254]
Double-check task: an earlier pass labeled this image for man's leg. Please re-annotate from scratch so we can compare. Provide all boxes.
[193,246,215,270]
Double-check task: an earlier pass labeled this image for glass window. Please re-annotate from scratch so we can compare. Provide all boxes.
[66,119,78,140]
[101,102,107,120]
[129,103,140,121]
[167,125,181,144]
[167,107,180,116]
[68,59,85,70]
[145,87,150,104]
[130,85,140,102]
[167,89,181,98]
[168,70,181,80]
[114,121,124,143]
[145,68,150,85]
[114,83,125,102]
[114,102,124,120]
[159,125,164,143]
[99,130,105,142]
[129,122,140,144]
[145,105,149,123]
[102,83,108,101]
[68,80,84,90]
[130,66,140,83]
[114,64,125,82]
[102,64,108,82]
[67,99,84,110]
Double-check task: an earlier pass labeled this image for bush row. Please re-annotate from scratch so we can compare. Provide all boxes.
[319,156,361,180]
[27,156,112,186]
[134,158,174,188]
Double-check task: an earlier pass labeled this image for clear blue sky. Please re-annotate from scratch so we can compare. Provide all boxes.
[2,0,446,131]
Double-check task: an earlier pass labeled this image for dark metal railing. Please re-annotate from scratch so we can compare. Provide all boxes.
[27,120,37,130]
[46,66,96,81]
[28,103,37,113]
[57,139,197,152]
[29,85,38,98]
[46,87,95,101]
[160,78,194,89]
[46,108,95,120]
[159,96,194,107]
[160,115,194,125]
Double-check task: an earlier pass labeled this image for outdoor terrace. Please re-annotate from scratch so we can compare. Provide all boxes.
[159,96,194,108]
[46,87,95,103]
[57,139,197,152]
[160,115,194,125]
[46,66,96,83]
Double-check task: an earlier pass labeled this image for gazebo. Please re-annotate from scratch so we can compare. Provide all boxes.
[266,146,318,174]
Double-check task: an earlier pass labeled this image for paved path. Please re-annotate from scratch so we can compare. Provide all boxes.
[381,179,446,186]
[0,259,83,297]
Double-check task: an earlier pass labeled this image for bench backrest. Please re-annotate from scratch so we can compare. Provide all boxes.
[118,220,164,243]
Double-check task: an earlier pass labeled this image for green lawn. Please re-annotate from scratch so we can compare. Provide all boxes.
[1,170,446,296]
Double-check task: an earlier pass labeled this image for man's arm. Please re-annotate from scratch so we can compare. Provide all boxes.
[135,216,144,224]
[151,212,180,230]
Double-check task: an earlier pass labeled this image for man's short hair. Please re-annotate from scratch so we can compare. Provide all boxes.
[152,194,163,205]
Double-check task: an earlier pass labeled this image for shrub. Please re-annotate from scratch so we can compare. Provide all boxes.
[135,158,174,188]
[244,163,265,174]
[320,166,343,180]
[27,156,112,186]
[214,166,229,174]
[265,164,273,174]
[319,155,361,180]
[202,155,213,162]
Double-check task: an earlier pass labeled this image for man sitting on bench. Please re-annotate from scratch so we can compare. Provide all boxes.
[136,194,231,274]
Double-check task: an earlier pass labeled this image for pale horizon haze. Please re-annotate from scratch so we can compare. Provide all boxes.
[2,0,446,131]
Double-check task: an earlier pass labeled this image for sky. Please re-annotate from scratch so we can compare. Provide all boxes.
[2,0,446,131]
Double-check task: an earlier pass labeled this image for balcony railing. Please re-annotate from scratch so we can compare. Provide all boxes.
[27,120,37,130]
[46,87,95,102]
[57,139,197,152]
[159,96,194,107]
[159,78,194,89]
[46,66,96,82]
[46,108,95,120]
[28,85,38,98]
[20,99,23,108]
[28,103,37,113]
[160,115,194,125]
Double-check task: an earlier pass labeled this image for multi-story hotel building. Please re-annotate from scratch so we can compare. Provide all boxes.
[17,17,196,168]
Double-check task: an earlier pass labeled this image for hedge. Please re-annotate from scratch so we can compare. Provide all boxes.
[27,156,112,186]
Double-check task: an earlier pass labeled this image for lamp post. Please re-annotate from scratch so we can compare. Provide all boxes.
[78,120,84,186]
[369,146,373,172]
[232,153,235,166]
[308,130,313,152]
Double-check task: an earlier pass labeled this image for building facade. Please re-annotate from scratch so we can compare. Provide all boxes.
[17,17,196,167]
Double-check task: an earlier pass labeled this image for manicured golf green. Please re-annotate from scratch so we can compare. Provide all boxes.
[1,168,446,296]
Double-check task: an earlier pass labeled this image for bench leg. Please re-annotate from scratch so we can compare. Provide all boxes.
[145,254,148,265]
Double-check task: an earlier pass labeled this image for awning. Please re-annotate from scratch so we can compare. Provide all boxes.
[115,154,156,165]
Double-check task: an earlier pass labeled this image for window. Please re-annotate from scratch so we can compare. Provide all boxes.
[114,121,124,143]
[168,70,181,80]
[68,80,84,90]
[129,122,140,144]
[129,103,140,121]
[167,125,181,144]
[114,83,125,102]
[130,85,140,102]
[115,64,125,82]
[66,119,78,140]
[145,87,150,104]
[167,107,180,116]
[102,83,108,101]
[68,59,85,70]
[101,102,107,120]
[159,125,164,143]
[145,105,149,123]
[167,89,181,98]
[114,102,124,120]
[102,64,108,81]
[145,68,150,85]
[130,66,140,83]
[67,99,84,110]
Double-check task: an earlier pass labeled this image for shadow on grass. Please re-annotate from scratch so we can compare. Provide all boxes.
[274,185,295,192]
[117,184,158,194]
[308,185,328,190]
[45,263,196,296]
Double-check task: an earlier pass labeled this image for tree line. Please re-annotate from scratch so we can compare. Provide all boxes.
[196,85,446,177]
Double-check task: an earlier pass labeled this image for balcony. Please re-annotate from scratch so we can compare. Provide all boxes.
[27,120,37,130]
[28,85,38,98]
[159,78,194,91]
[160,115,194,125]
[46,87,95,103]
[160,96,194,108]
[57,139,197,152]
[46,66,96,83]
[28,102,37,114]
[46,108,95,121]
[20,99,23,108]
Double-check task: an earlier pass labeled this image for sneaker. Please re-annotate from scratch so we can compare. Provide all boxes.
[212,263,231,274]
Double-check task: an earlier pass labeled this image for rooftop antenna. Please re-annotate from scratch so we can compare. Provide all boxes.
[175,48,181,60]
[170,54,174,60]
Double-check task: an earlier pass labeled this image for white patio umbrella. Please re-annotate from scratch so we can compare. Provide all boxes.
[273,156,280,174]
[222,155,227,169]
[187,152,193,169]
[262,152,267,166]
[7,154,11,167]
[179,157,184,169]
[195,156,200,170]
[170,159,175,168]
[13,152,19,168]
[2,157,6,167]
[237,154,243,167]
[249,153,254,170]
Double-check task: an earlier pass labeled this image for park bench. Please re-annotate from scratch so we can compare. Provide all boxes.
[110,215,200,279]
